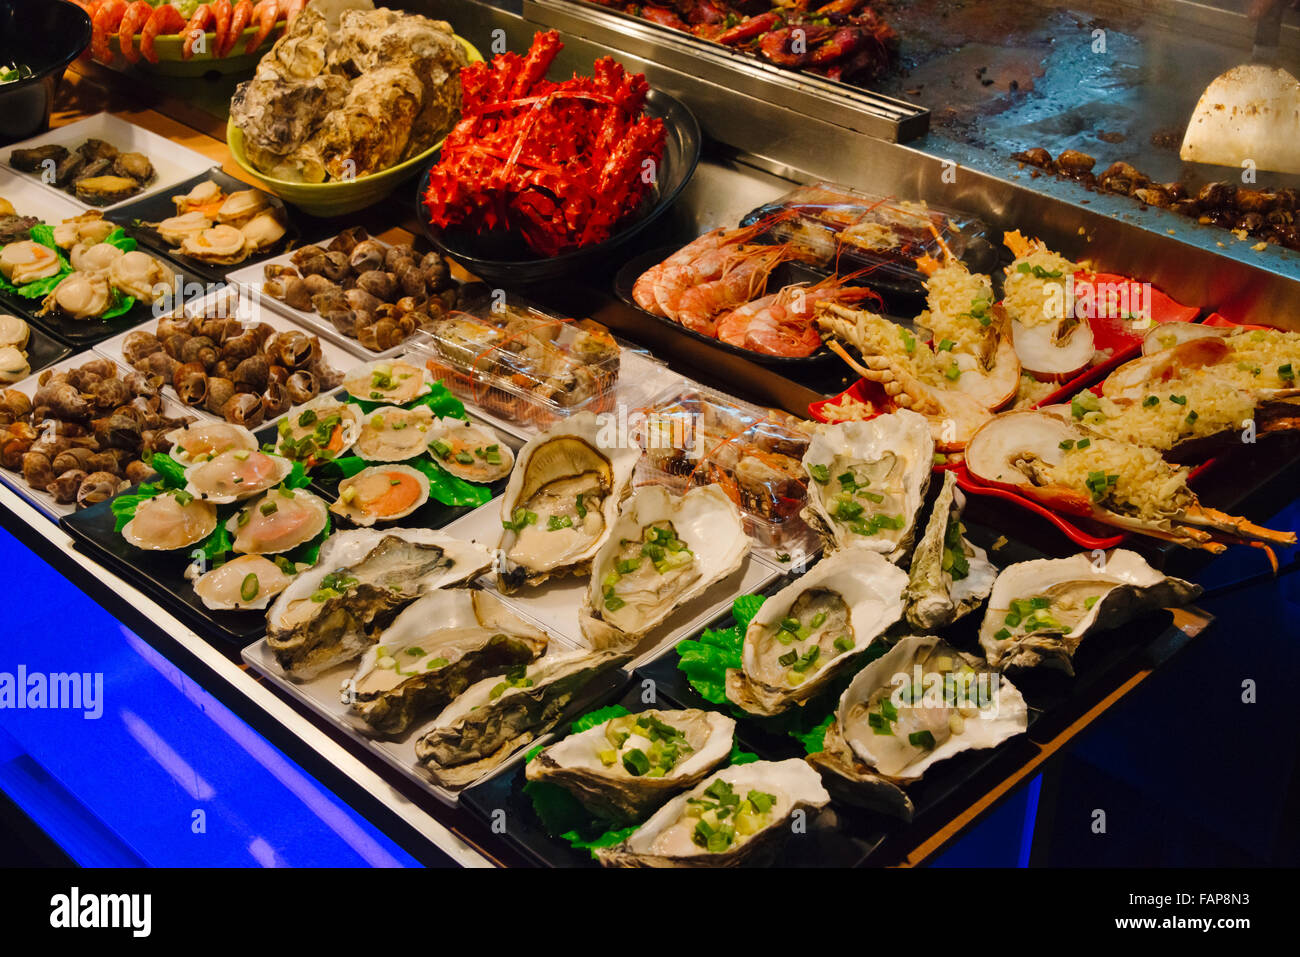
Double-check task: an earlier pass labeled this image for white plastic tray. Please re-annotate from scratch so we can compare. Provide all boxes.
[0,166,88,225]
[2,112,217,213]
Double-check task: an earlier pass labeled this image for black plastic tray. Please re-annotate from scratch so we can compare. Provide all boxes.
[613,247,854,368]
[60,487,270,647]
[104,168,304,285]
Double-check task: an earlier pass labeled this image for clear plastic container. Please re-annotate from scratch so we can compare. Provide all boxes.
[406,293,621,429]
[634,382,815,554]
[739,181,995,294]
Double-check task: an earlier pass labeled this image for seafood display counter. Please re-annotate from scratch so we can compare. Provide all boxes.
[1,0,1298,869]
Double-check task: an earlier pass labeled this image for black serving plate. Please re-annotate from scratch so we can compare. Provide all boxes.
[60,486,269,648]
[613,246,853,368]
[104,168,303,285]
[6,263,213,348]
[5,319,71,377]
[417,88,701,288]
[0,0,90,143]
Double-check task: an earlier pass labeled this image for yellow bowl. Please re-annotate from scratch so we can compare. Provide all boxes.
[227,35,482,218]
[113,24,284,76]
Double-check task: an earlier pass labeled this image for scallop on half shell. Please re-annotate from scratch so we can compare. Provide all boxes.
[276,397,362,464]
[227,487,329,554]
[190,554,294,611]
[426,416,514,483]
[353,404,435,462]
[184,449,294,503]
[121,491,218,551]
[342,359,432,405]
[330,464,429,526]
[165,421,259,468]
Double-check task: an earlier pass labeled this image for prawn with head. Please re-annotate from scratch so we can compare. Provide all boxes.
[715,268,882,358]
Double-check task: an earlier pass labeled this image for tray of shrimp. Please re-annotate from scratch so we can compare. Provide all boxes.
[613,236,879,364]
[83,0,298,74]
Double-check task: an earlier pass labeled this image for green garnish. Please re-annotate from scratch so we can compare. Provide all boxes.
[909,730,937,750]
[240,573,259,602]
[1143,395,1160,407]
[808,464,830,485]
[547,514,573,531]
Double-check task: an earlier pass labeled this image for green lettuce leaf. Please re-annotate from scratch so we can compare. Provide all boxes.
[349,380,468,419]
[110,482,163,533]
[145,452,186,489]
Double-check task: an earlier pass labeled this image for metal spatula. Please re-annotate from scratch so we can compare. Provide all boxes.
[1181,0,1300,175]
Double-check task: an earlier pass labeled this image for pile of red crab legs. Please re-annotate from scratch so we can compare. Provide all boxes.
[423,31,667,257]
[73,0,308,66]
[591,0,896,82]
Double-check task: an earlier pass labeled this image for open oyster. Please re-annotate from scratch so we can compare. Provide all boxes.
[580,485,750,649]
[497,411,640,593]
[726,550,908,717]
[228,487,330,554]
[596,759,830,867]
[354,404,434,462]
[344,589,549,735]
[276,396,363,464]
[266,528,493,678]
[330,464,430,525]
[904,470,998,630]
[191,554,295,611]
[801,411,933,562]
[808,635,1028,820]
[414,648,630,789]
[978,550,1201,673]
[342,359,432,405]
[527,709,736,825]
[184,449,294,503]
[165,421,259,468]
[121,491,217,551]
[426,416,513,483]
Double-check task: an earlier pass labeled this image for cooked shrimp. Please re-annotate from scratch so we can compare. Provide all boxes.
[222,0,254,57]
[281,0,307,24]
[182,4,215,59]
[210,0,232,58]
[716,277,879,357]
[245,0,279,54]
[91,0,128,64]
[673,245,790,336]
[117,0,154,64]
[633,216,786,317]
[140,2,187,64]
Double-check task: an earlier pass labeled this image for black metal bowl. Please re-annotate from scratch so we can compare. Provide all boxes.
[415,88,701,287]
[0,0,91,144]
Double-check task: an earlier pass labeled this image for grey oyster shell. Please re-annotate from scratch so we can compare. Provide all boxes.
[345,589,549,736]
[903,470,997,630]
[265,528,493,679]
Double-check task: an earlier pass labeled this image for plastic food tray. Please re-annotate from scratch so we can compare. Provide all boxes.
[405,293,622,431]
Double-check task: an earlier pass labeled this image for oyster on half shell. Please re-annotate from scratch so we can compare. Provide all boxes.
[414,648,631,789]
[344,589,549,735]
[726,550,908,717]
[978,549,1201,674]
[808,635,1028,820]
[266,528,493,679]
[596,759,830,868]
[904,470,998,630]
[579,485,750,649]
[497,411,640,593]
[526,708,736,825]
[801,411,933,563]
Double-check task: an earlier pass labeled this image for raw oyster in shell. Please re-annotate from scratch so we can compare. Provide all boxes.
[580,485,750,649]
[414,648,630,789]
[801,411,933,563]
[330,464,429,525]
[808,635,1028,820]
[191,554,294,611]
[266,528,493,678]
[497,411,640,593]
[904,470,997,630]
[121,491,217,551]
[726,550,908,717]
[596,759,830,867]
[228,487,330,554]
[526,708,736,825]
[184,449,294,503]
[344,589,549,735]
[978,550,1201,674]
[426,416,513,483]
[354,404,435,462]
